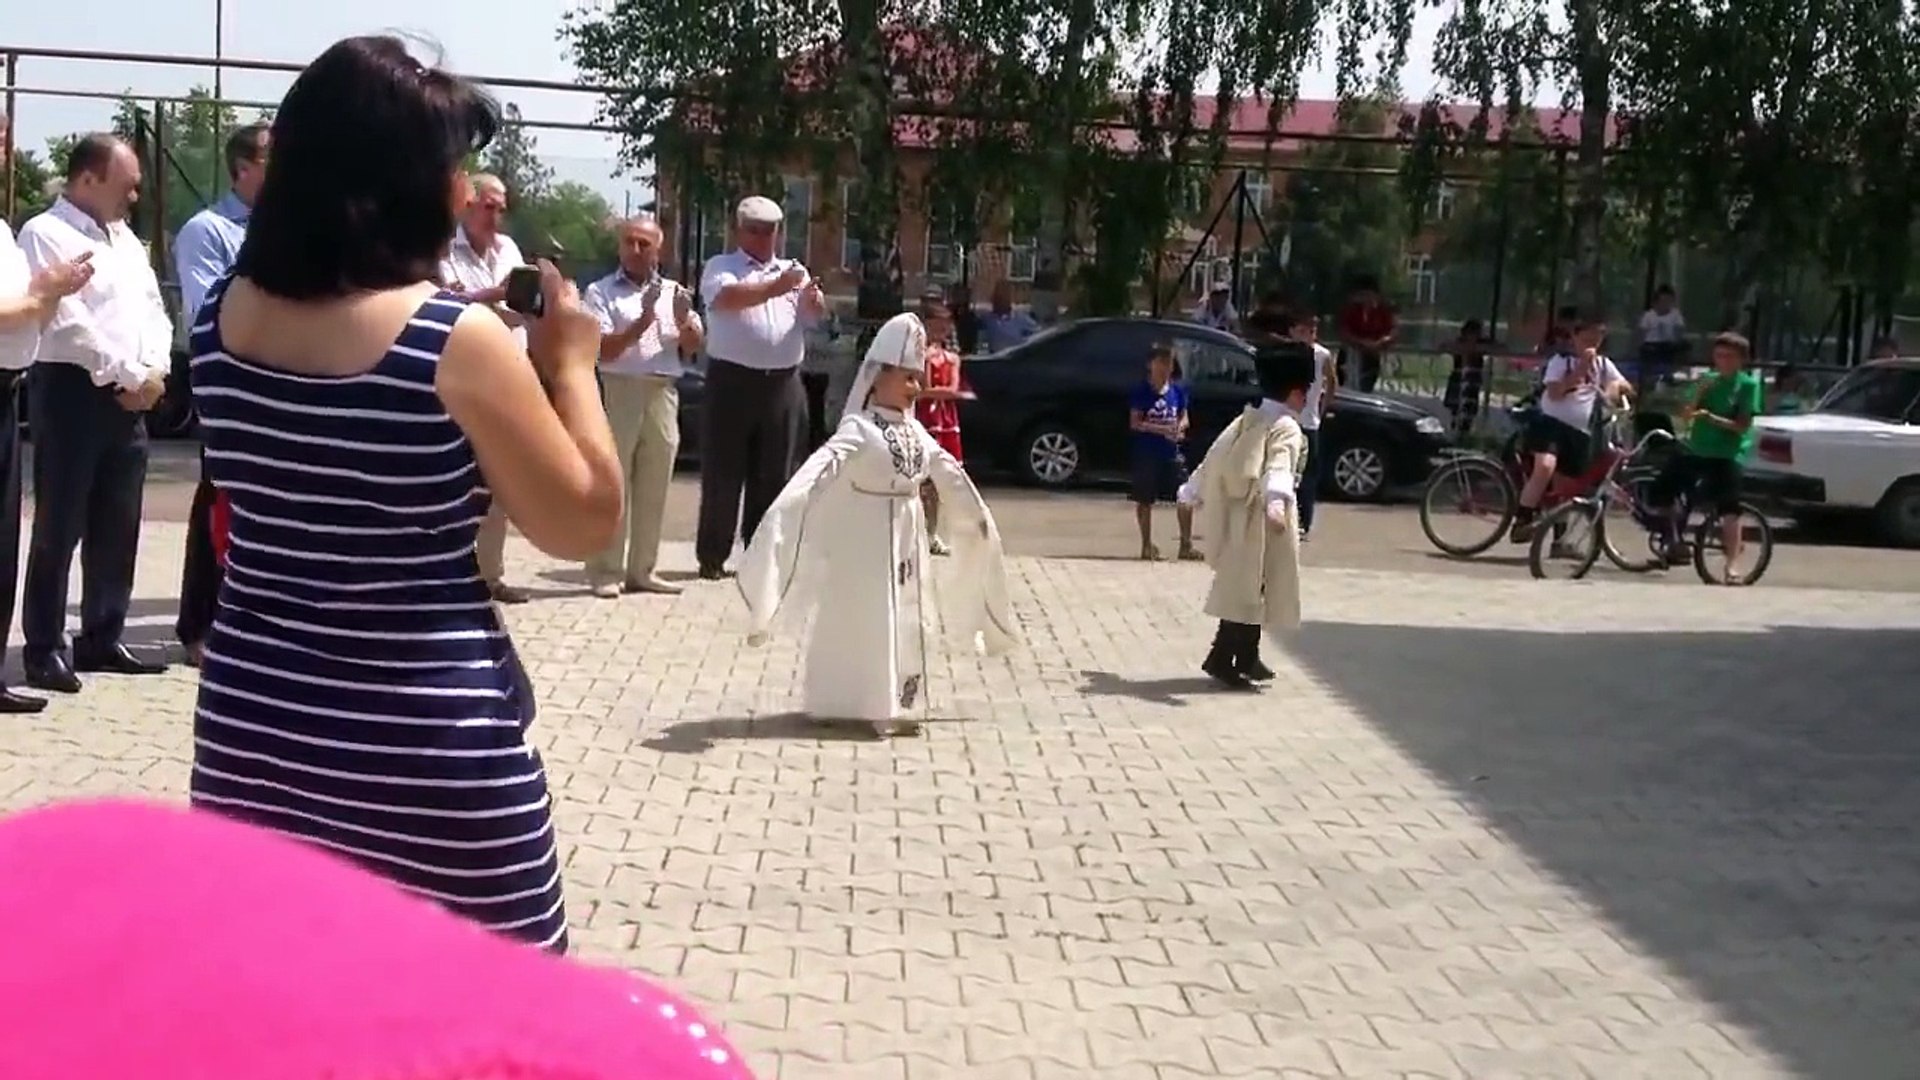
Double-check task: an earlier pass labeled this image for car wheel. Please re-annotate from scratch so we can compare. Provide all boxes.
[1019,422,1082,487]
[1874,479,1920,548]
[1325,438,1390,501]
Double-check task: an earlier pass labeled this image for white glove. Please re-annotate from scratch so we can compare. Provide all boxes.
[1175,480,1200,506]
[1264,490,1296,527]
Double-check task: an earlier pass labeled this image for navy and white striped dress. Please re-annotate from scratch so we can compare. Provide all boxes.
[187,282,568,952]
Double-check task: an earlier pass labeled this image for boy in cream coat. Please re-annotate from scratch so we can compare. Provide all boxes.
[1177,327,1315,690]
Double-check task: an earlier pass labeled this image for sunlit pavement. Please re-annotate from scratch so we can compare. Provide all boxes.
[5,519,1919,1078]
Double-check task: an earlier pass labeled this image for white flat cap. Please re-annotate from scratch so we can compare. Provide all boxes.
[736,195,783,224]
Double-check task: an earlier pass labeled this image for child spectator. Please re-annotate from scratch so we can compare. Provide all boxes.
[1127,343,1198,561]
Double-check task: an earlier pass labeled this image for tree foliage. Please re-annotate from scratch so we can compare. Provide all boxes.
[1278,98,1409,317]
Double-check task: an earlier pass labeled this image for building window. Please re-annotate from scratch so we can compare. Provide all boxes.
[1244,173,1273,212]
[782,176,813,264]
[1431,182,1456,223]
[1404,252,1438,305]
[1189,238,1218,296]
[840,181,864,272]
[697,202,728,263]
[926,206,964,283]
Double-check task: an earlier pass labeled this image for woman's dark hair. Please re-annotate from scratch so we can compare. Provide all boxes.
[235,36,500,299]
[1459,318,1485,339]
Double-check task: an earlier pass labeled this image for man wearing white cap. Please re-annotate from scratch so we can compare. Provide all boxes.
[694,193,826,580]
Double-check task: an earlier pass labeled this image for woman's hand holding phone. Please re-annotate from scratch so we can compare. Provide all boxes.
[523,260,599,386]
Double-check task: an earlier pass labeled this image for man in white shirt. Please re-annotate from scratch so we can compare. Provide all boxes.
[581,214,703,598]
[0,111,99,711]
[173,122,269,665]
[18,133,175,692]
[1194,285,1238,333]
[1635,283,1687,390]
[694,194,826,579]
[1512,311,1633,541]
[438,173,530,603]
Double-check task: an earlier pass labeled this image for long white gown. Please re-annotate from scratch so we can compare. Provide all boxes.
[738,406,1018,723]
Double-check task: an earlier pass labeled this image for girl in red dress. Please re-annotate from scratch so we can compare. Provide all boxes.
[915,289,966,555]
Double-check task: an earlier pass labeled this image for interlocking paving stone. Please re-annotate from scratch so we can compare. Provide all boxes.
[6,522,1920,1078]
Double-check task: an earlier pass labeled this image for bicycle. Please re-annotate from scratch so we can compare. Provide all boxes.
[1527,433,1776,585]
[1419,398,1633,558]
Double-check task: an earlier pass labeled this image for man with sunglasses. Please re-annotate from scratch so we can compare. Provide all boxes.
[694,195,826,580]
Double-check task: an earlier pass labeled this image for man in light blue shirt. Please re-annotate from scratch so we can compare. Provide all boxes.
[173,122,268,665]
[980,279,1038,353]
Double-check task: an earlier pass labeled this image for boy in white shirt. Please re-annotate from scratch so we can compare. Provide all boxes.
[1286,309,1337,541]
[1512,311,1633,542]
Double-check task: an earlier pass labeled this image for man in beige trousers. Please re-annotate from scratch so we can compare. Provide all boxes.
[581,215,703,597]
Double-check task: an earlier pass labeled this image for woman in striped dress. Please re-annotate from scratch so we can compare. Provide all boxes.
[187,36,623,952]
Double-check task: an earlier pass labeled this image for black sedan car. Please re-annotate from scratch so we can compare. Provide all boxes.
[956,318,1453,500]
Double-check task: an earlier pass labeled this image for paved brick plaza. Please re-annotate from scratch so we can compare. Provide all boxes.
[5,522,1920,1079]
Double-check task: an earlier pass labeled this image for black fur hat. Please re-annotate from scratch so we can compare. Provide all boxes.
[1252,340,1316,400]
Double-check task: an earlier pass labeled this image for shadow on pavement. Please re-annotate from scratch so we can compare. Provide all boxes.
[1286,621,1920,1079]
[642,713,886,753]
[1077,669,1228,706]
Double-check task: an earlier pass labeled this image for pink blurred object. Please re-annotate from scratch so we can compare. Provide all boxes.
[0,799,758,1080]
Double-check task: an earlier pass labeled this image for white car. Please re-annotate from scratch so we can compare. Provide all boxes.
[1745,358,1920,547]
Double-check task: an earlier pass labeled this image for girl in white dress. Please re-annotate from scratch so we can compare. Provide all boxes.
[737,313,1018,736]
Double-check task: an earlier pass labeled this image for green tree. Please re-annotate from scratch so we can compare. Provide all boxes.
[479,105,555,207]
[513,181,619,279]
[1275,97,1409,318]
[5,145,56,227]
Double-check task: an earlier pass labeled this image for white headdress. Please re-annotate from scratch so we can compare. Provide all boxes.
[840,312,928,420]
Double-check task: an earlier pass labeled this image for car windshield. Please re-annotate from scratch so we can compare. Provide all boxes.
[1813,365,1920,422]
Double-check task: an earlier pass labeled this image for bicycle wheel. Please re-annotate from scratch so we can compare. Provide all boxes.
[1599,478,1664,573]
[1692,502,1774,586]
[1419,456,1515,557]
[1529,499,1604,580]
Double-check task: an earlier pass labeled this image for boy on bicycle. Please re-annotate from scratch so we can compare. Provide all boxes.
[1512,311,1633,541]
[1647,332,1763,580]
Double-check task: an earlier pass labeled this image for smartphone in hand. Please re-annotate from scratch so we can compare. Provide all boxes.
[503,266,544,318]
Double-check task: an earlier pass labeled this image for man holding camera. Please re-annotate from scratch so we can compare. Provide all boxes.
[581,214,702,598]
[439,172,529,604]
[694,195,825,580]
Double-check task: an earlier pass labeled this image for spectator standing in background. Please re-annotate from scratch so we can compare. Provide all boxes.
[1443,318,1492,439]
[1194,284,1238,333]
[1337,277,1395,392]
[581,214,703,598]
[439,172,530,604]
[173,122,269,666]
[947,281,982,355]
[0,109,97,711]
[695,195,825,580]
[18,133,174,694]
[980,279,1038,353]
[1635,284,1687,390]
[915,287,966,557]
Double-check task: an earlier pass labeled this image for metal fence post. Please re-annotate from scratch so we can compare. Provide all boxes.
[3,52,17,222]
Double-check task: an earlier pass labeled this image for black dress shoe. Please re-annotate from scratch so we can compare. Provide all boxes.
[74,643,167,676]
[697,564,734,581]
[1244,657,1277,681]
[1201,652,1254,691]
[0,687,47,714]
[23,655,81,694]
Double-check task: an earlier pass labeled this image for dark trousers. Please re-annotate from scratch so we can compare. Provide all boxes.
[176,453,221,647]
[695,359,809,570]
[0,372,26,665]
[802,371,831,450]
[1347,348,1383,392]
[1299,427,1323,532]
[1208,619,1262,666]
[22,363,149,658]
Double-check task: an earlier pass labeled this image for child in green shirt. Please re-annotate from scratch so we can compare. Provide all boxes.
[1645,332,1765,581]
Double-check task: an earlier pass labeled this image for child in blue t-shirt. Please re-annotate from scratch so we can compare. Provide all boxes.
[1127,343,1200,560]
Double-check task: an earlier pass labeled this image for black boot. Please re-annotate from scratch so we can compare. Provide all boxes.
[1230,622,1272,684]
[1202,621,1253,690]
